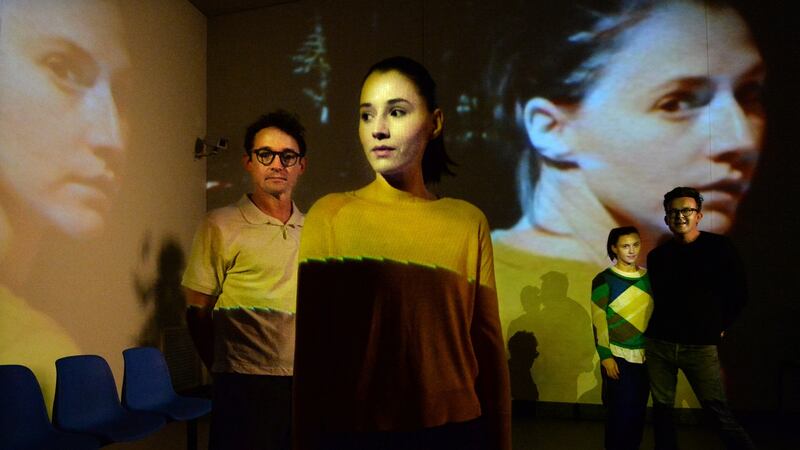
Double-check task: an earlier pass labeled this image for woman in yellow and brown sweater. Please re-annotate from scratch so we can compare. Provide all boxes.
[293,57,511,450]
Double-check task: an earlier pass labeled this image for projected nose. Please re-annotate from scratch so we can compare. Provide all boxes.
[85,79,125,154]
[709,92,758,162]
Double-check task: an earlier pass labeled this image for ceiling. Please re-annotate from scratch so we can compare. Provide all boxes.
[187,0,298,17]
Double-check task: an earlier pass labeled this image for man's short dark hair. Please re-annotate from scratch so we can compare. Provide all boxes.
[606,226,640,261]
[243,110,306,157]
[663,187,704,212]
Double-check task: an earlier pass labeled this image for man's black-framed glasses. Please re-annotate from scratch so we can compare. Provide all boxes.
[666,208,699,218]
[252,148,302,168]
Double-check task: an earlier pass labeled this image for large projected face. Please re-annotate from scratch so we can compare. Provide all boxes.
[0,0,130,238]
[496,0,765,261]
[553,1,764,236]
[491,0,766,405]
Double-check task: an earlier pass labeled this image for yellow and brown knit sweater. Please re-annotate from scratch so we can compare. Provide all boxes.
[294,175,511,450]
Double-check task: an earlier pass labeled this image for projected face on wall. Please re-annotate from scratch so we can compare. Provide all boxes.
[0,0,130,415]
[0,0,131,239]
[490,0,765,404]
[492,0,764,260]
[529,1,763,245]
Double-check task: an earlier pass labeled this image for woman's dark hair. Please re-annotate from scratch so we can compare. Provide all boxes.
[244,109,307,157]
[363,56,455,184]
[484,0,744,219]
[606,226,640,261]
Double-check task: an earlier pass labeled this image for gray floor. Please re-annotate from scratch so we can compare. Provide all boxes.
[110,414,799,449]
[108,419,209,450]
[512,415,800,450]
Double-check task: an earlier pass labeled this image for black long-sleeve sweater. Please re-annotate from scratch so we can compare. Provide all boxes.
[645,232,747,345]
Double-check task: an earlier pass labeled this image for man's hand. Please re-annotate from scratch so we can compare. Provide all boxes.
[601,357,620,380]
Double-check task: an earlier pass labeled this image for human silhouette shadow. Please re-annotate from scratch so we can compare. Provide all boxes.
[134,236,186,347]
[507,285,542,338]
[508,330,539,417]
[507,272,595,402]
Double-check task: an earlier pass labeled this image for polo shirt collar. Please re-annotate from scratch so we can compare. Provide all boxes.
[237,194,304,227]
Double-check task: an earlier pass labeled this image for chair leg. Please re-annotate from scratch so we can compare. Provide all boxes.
[186,418,198,450]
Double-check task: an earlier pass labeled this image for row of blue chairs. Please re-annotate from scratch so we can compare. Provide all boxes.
[0,347,211,450]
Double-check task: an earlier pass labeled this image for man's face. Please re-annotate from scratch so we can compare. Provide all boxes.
[562,2,764,236]
[665,197,703,237]
[0,0,131,237]
[244,127,305,198]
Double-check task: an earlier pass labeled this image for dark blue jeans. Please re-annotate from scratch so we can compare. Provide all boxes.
[645,338,756,450]
[602,356,650,450]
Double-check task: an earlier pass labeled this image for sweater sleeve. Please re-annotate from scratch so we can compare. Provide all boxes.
[470,215,512,450]
[590,272,613,360]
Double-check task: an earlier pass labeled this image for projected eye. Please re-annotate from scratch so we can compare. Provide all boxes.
[654,91,708,114]
[735,80,765,115]
[360,111,373,122]
[653,85,713,119]
[40,52,99,93]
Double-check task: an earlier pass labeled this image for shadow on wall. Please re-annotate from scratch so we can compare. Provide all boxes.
[508,329,539,417]
[133,234,187,347]
[507,272,598,404]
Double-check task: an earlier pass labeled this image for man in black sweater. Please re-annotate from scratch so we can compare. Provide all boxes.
[646,187,755,450]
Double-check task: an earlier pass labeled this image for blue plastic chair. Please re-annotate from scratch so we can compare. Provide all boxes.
[53,355,165,445]
[122,347,211,450]
[0,364,100,450]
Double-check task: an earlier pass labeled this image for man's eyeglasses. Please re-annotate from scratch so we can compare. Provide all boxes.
[252,148,302,168]
[666,208,699,218]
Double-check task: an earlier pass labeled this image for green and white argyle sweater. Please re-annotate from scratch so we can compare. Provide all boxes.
[591,266,654,364]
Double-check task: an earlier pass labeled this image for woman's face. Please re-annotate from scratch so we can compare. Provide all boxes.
[611,233,641,266]
[0,0,131,237]
[561,2,765,234]
[358,70,438,179]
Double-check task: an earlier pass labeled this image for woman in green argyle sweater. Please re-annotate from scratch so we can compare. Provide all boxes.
[591,226,654,450]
